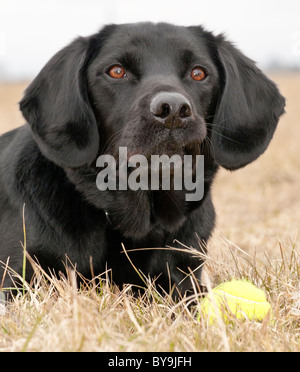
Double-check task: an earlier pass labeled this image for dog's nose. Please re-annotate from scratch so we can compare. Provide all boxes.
[150,92,192,128]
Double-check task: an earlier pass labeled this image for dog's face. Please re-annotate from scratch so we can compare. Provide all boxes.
[87,23,219,160]
[20,22,285,172]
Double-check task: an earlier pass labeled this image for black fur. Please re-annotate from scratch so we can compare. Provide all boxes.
[0,23,285,296]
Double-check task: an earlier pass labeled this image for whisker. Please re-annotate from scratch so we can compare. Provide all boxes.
[101,129,124,155]
[206,128,242,144]
[203,136,215,157]
[207,123,243,134]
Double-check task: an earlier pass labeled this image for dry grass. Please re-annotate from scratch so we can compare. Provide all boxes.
[0,74,300,352]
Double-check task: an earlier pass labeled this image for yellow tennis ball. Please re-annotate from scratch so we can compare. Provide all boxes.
[198,280,272,324]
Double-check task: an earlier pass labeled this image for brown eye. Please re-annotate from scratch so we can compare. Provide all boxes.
[191,67,207,81]
[108,65,127,79]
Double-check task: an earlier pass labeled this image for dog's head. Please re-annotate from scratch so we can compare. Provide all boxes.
[20,22,285,171]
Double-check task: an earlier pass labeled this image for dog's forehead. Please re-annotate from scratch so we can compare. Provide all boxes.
[99,23,204,60]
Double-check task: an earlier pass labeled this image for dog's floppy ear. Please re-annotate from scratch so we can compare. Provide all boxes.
[19,36,99,168]
[211,35,285,170]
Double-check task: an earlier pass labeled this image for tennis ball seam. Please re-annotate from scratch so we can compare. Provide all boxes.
[213,290,268,304]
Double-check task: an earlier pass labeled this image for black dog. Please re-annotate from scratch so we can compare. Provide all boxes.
[0,23,285,296]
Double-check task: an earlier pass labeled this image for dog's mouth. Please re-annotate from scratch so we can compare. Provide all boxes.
[126,124,206,158]
[151,139,203,159]
[111,139,204,178]
[106,115,207,177]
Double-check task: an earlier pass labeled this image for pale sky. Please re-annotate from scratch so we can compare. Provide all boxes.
[0,0,300,81]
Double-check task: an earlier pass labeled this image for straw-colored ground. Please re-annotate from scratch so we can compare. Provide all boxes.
[0,74,300,352]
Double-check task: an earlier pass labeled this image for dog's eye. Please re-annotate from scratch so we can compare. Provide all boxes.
[107,65,127,79]
[191,67,207,81]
